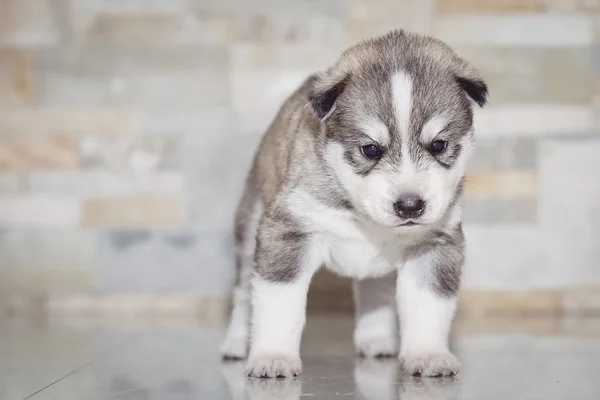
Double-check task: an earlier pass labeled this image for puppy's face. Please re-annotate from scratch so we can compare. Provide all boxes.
[310,32,487,229]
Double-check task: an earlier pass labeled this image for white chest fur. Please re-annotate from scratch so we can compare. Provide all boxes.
[286,190,413,279]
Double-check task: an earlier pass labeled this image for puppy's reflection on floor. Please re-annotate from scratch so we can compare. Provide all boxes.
[219,358,459,400]
[219,360,302,400]
[398,376,460,400]
[355,357,400,400]
[219,360,247,400]
[245,377,302,400]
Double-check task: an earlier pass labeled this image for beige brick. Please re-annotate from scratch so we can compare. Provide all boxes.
[0,109,141,138]
[458,290,562,316]
[0,0,60,46]
[348,0,436,42]
[563,288,600,315]
[74,13,231,45]
[0,48,35,105]
[438,0,544,13]
[0,135,78,172]
[0,196,82,228]
[465,171,538,198]
[82,197,182,227]
[544,0,600,11]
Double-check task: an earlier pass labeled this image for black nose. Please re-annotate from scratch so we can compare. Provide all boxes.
[394,196,425,219]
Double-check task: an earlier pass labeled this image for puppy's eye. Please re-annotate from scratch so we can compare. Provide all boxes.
[361,144,381,159]
[429,140,447,154]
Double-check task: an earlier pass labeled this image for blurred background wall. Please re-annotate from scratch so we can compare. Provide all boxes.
[0,0,599,318]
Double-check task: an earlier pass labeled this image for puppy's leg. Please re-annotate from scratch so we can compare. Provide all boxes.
[220,196,263,360]
[353,273,398,358]
[245,213,320,378]
[397,227,464,377]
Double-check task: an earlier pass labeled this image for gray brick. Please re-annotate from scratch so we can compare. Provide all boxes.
[97,229,235,295]
[27,171,184,198]
[0,230,96,294]
[230,0,347,44]
[74,0,193,14]
[455,47,592,105]
[0,174,22,194]
[462,198,537,224]
[183,132,261,229]
[538,136,600,287]
[37,45,229,107]
[231,44,342,120]
[469,137,537,172]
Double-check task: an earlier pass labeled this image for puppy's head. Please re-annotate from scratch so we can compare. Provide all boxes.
[309,30,487,229]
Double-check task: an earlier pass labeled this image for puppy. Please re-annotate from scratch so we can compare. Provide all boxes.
[220,29,488,378]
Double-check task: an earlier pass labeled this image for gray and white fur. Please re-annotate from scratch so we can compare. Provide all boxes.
[220,30,488,378]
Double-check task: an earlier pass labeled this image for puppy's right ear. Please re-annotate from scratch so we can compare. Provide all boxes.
[308,75,349,120]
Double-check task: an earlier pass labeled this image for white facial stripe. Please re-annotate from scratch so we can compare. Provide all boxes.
[391,71,413,139]
[421,115,449,144]
[360,118,390,146]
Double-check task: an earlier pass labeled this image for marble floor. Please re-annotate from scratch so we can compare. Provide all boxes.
[1,315,600,400]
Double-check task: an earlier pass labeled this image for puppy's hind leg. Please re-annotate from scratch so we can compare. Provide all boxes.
[220,191,263,360]
[353,272,398,358]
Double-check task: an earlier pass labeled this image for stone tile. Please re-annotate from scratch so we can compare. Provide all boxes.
[465,171,538,198]
[27,171,184,198]
[230,43,340,114]
[462,198,537,224]
[0,135,78,172]
[37,45,229,108]
[82,197,183,227]
[230,0,347,44]
[0,109,142,138]
[0,48,35,106]
[96,229,234,295]
[0,230,96,294]
[461,224,543,290]
[78,135,179,172]
[183,132,261,230]
[435,14,593,47]
[539,137,600,287]
[0,173,23,194]
[474,105,594,137]
[469,137,537,172]
[347,0,436,42]
[438,0,544,13]
[0,0,61,46]
[455,47,592,105]
[0,196,82,228]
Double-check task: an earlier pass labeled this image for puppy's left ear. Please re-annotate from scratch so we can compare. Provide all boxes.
[455,76,488,108]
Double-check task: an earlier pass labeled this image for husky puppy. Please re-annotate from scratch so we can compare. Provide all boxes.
[220,29,488,378]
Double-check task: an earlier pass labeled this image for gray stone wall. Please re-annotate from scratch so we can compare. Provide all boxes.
[0,0,599,304]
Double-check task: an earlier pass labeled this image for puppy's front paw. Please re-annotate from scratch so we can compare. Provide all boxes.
[355,335,398,358]
[400,352,461,377]
[220,336,248,360]
[246,354,302,378]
